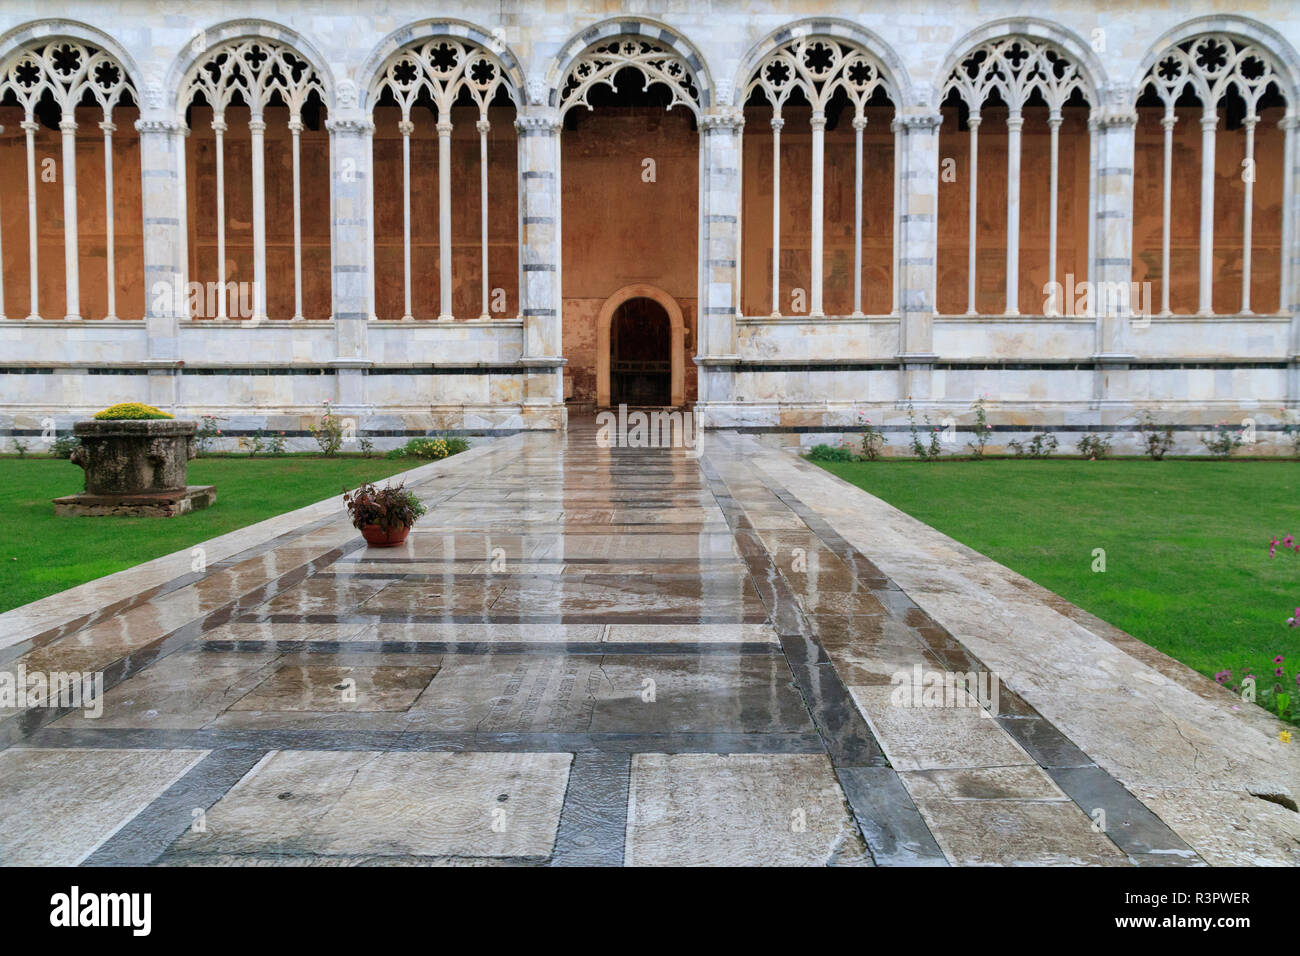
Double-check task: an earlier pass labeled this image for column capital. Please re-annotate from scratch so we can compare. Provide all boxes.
[1280,113,1300,131]
[19,119,39,133]
[58,117,77,133]
[1006,109,1024,133]
[324,116,374,135]
[898,110,942,132]
[287,117,304,134]
[770,116,785,131]
[1200,109,1219,131]
[436,119,453,136]
[1047,110,1063,129]
[1160,111,1178,131]
[514,108,561,134]
[248,118,267,134]
[700,108,744,131]
[210,117,228,134]
[98,120,117,135]
[851,116,868,131]
[135,118,187,135]
[809,110,827,131]
[475,118,491,135]
[397,119,414,137]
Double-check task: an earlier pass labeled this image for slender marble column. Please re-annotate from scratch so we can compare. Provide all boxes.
[100,119,117,319]
[809,109,826,317]
[289,116,304,321]
[59,118,81,320]
[249,115,268,321]
[1281,115,1297,317]
[212,116,228,320]
[770,115,782,316]
[1005,108,1023,315]
[892,117,902,315]
[21,119,38,319]
[966,111,980,315]
[478,116,491,319]
[437,117,453,321]
[852,115,866,316]
[1160,109,1176,315]
[399,118,413,321]
[1241,113,1257,315]
[1198,108,1218,316]
[1047,110,1062,313]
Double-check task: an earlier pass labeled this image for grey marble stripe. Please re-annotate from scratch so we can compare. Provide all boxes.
[200,640,783,656]
[21,727,827,755]
[82,748,268,866]
[550,751,631,866]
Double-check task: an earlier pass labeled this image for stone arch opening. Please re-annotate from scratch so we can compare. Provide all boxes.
[596,284,685,408]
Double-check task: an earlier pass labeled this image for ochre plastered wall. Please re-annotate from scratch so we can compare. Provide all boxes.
[561,106,698,404]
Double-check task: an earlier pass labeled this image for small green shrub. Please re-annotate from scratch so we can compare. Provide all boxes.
[1076,433,1112,460]
[807,443,854,462]
[1008,433,1059,458]
[92,402,173,420]
[308,402,345,457]
[1137,412,1175,460]
[389,436,470,461]
[195,414,225,456]
[1200,423,1243,459]
[50,434,80,459]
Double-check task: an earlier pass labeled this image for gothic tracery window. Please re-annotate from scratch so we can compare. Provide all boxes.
[180,39,328,321]
[0,40,138,320]
[939,37,1095,316]
[371,38,520,321]
[1134,34,1290,315]
[742,36,898,317]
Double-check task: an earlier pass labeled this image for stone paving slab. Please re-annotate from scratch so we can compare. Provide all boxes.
[1,424,1294,865]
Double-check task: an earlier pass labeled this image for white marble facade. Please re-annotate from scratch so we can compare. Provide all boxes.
[1,1,1300,454]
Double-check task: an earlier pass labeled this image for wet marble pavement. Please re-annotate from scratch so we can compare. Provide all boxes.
[1,423,1296,866]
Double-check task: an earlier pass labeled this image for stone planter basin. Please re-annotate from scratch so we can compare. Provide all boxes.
[71,419,197,494]
[54,419,216,517]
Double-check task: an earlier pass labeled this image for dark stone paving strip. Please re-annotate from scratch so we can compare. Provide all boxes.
[550,752,631,866]
[699,454,933,867]
[201,640,783,656]
[83,748,268,867]
[337,556,743,565]
[1047,767,1203,867]
[835,768,948,867]
[250,613,770,626]
[758,469,1204,867]
[21,728,827,754]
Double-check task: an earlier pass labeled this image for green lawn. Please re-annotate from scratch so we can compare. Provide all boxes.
[0,455,416,613]
[813,458,1300,684]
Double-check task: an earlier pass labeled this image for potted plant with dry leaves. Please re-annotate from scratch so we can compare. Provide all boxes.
[343,481,427,547]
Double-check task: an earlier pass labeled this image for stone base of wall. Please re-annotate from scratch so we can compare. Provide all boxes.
[696,401,1300,457]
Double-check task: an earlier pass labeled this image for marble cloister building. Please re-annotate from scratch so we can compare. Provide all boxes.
[2,2,1299,451]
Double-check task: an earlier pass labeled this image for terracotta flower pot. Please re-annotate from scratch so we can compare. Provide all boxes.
[360,523,411,547]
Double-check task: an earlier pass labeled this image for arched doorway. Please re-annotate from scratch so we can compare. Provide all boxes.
[596,284,685,407]
[611,298,671,405]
